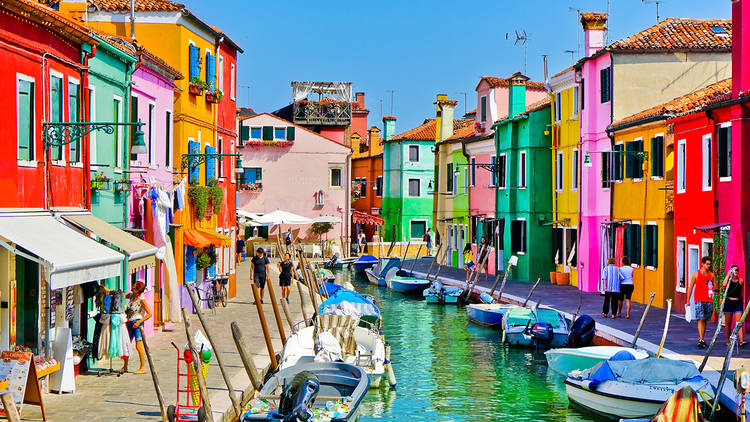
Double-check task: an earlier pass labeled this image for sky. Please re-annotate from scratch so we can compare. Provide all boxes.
[189,0,732,132]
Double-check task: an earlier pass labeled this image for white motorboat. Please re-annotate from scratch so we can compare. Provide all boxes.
[502,306,569,348]
[565,357,713,420]
[545,346,649,375]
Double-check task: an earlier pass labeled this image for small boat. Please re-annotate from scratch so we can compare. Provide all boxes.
[364,257,401,286]
[565,357,713,420]
[502,306,569,348]
[241,362,369,422]
[423,281,463,304]
[318,289,381,328]
[466,303,516,328]
[387,273,430,293]
[325,254,358,269]
[320,282,344,297]
[352,255,378,272]
[621,386,708,422]
[545,346,649,375]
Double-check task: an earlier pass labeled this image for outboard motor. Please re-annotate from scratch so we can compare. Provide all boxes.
[566,315,596,348]
[327,253,339,268]
[530,322,554,348]
[278,371,321,422]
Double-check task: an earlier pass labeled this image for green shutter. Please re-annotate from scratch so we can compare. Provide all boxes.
[50,76,62,160]
[18,80,33,161]
[286,126,295,141]
[240,125,250,141]
[262,126,273,140]
[633,225,641,265]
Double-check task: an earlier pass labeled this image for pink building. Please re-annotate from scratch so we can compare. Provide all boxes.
[474,74,548,136]
[238,113,352,241]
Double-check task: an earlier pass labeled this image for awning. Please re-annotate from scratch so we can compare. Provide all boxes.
[352,210,384,226]
[694,222,731,232]
[184,229,231,248]
[0,211,124,290]
[61,212,159,274]
[197,228,231,247]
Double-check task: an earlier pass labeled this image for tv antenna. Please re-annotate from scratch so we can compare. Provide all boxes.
[568,7,581,57]
[642,0,661,23]
[564,50,576,65]
[456,92,467,116]
[506,29,530,74]
[239,85,251,106]
[386,90,395,115]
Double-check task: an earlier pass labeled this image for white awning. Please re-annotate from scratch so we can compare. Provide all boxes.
[0,211,124,290]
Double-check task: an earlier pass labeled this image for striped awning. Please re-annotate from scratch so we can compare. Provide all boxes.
[352,210,384,226]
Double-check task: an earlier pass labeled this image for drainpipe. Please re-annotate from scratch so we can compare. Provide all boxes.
[345,150,352,255]
[123,56,139,229]
[82,45,97,210]
[704,109,719,223]
[130,0,136,40]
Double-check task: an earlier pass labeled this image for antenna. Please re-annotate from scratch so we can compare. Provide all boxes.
[386,90,395,115]
[239,85,251,106]
[456,92,467,116]
[564,49,576,65]
[542,55,549,87]
[568,7,581,57]
[378,99,383,122]
[514,29,529,74]
[642,0,661,23]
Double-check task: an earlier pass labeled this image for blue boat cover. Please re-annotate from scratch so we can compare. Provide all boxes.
[584,358,701,385]
[319,282,343,296]
[424,281,463,296]
[318,290,380,318]
[610,350,636,361]
[479,293,494,304]
[356,255,378,263]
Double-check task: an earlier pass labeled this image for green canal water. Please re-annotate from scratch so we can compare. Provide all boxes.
[333,270,600,422]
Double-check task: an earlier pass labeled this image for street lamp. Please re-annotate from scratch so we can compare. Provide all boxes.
[43,120,146,153]
[235,156,244,174]
[583,150,650,169]
[181,152,242,169]
[130,127,147,154]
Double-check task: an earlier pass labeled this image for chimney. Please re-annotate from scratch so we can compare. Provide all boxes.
[508,73,528,117]
[435,94,457,142]
[733,0,749,97]
[57,0,88,22]
[368,127,382,154]
[382,116,396,141]
[581,12,607,57]
[355,92,365,109]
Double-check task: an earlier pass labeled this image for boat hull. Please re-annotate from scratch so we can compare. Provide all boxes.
[353,255,378,272]
[466,304,515,328]
[364,268,385,286]
[388,277,430,293]
[424,293,460,304]
[545,347,650,375]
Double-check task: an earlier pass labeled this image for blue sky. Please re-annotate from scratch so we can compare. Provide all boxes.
[190,0,731,132]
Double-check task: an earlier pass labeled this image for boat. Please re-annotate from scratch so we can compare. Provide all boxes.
[387,273,430,293]
[364,257,401,286]
[320,282,344,297]
[423,281,463,304]
[502,306,569,348]
[565,357,713,420]
[352,255,378,272]
[318,289,382,328]
[544,346,649,375]
[620,386,708,422]
[241,362,369,422]
[325,254,358,269]
[466,303,516,328]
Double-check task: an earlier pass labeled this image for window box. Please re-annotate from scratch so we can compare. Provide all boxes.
[113,179,132,192]
[91,173,110,191]
[205,90,223,104]
[239,182,263,192]
[189,83,204,96]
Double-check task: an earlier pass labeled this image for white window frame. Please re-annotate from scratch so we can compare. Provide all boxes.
[702,133,712,191]
[148,100,156,168]
[217,137,224,179]
[375,176,383,197]
[719,122,732,182]
[556,150,564,192]
[165,108,173,170]
[274,126,286,140]
[329,166,343,189]
[469,157,476,187]
[496,154,505,189]
[113,94,124,172]
[408,145,420,162]
[230,142,236,183]
[571,148,579,191]
[217,54,224,93]
[230,63,236,101]
[89,84,97,170]
[67,77,82,167]
[701,238,713,261]
[571,86,579,118]
[16,73,37,168]
[409,219,428,240]
[49,70,66,166]
[645,221,658,271]
[554,92,562,122]
[515,217,527,255]
[676,237,687,293]
[518,151,527,189]
[677,139,686,193]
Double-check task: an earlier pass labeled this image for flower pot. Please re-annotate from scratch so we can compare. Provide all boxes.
[205,92,220,104]
[189,84,204,96]
[550,271,557,284]
[557,272,570,286]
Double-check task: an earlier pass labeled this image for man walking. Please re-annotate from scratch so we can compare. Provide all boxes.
[687,256,717,348]
[250,247,270,304]
[236,234,245,264]
[423,228,433,256]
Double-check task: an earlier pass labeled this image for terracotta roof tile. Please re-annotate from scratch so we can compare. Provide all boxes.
[551,66,574,79]
[89,0,183,12]
[581,12,607,30]
[445,123,476,141]
[476,72,546,91]
[390,118,473,142]
[609,18,731,52]
[2,0,97,45]
[514,97,552,118]
[611,79,732,129]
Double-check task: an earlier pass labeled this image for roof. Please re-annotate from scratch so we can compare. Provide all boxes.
[475,72,546,91]
[519,97,552,116]
[88,0,183,12]
[445,123,476,141]
[2,0,98,45]
[239,112,353,151]
[390,118,473,142]
[580,12,607,30]
[608,18,731,52]
[551,66,575,79]
[610,79,732,130]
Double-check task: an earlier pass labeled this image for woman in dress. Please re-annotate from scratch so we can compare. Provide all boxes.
[278,252,295,303]
[124,281,152,374]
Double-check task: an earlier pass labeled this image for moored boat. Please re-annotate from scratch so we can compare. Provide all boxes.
[352,255,378,272]
[365,257,401,286]
[466,303,516,328]
[502,306,569,348]
[422,281,463,304]
[387,275,430,293]
[318,289,381,328]
[544,346,649,375]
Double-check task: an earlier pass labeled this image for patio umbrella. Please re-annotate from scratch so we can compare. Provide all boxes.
[311,215,341,224]
[255,210,312,225]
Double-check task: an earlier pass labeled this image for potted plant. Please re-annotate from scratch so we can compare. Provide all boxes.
[205,89,223,104]
[187,184,209,220]
[91,172,109,191]
[189,77,208,96]
[114,176,131,192]
[207,178,224,214]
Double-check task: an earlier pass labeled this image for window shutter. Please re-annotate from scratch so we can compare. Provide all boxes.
[633,225,641,265]
[600,67,611,103]
[185,246,196,282]
[189,45,200,81]
[286,126,295,141]
[651,136,664,177]
[205,145,215,185]
[188,140,200,184]
[601,152,611,188]
[206,53,216,90]
[240,125,250,141]
[18,80,33,161]
[580,78,585,110]
[651,226,658,268]
[262,126,273,140]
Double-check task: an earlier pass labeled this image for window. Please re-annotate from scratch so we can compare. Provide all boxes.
[452,168,458,196]
[410,220,427,239]
[676,238,687,291]
[702,134,712,191]
[375,176,383,197]
[571,149,579,190]
[113,96,123,168]
[68,81,80,163]
[470,157,476,186]
[205,52,216,90]
[554,92,562,121]
[204,144,215,184]
[556,151,564,191]
[519,151,527,188]
[50,75,63,161]
[251,127,262,140]
[330,167,342,188]
[553,227,564,262]
[230,63,236,101]
[274,127,286,140]
[613,144,624,181]
[651,135,665,178]
[625,139,644,179]
[566,228,577,266]
[601,152,611,188]
[230,142,235,183]
[496,154,506,188]
[572,86,579,117]
[242,167,262,184]
[643,224,658,268]
[718,124,731,180]
[463,168,468,193]
[600,66,611,103]
[677,140,686,192]
[702,239,713,262]
[165,110,172,167]
[217,138,223,177]
[359,178,367,198]
[580,78,585,110]
[511,220,526,253]
[217,55,224,93]
[88,86,96,168]
[148,103,155,166]
[624,223,641,265]
[130,95,139,160]
[408,145,419,162]
[188,43,200,81]
[480,96,487,122]
[446,163,453,193]
[17,77,35,162]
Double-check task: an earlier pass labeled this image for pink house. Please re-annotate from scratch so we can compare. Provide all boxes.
[238,113,352,242]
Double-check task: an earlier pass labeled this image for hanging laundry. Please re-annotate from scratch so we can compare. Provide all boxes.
[65,286,74,321]
[174,177,186,210]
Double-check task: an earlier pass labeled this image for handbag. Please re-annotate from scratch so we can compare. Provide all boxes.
[685,303,694,323]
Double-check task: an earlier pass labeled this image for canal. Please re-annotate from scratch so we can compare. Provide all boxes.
[331,269,599,421]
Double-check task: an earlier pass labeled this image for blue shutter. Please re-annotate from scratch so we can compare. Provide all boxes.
[206,53,216,90]
[205,145,215,185]
[188,140,200,184]
[189,45,200,81]
[185,246,196,282]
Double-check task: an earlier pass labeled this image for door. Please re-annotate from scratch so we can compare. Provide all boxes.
[15,255,38,351]
[688,245,700,303]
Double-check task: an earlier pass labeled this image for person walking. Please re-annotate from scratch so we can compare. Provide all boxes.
[463,243,475,281]
[618,256,634,319]
[250,247,270,303]
[602,257,623,319]
[358,232,367,255]
[123,281,152,374]
[687,256,717,348]
[235,234,245,264]
[278,252,295,303]
[423,229,433,256]
[284,228,293,250]
[721,264,747,346]
[477,236,491,284]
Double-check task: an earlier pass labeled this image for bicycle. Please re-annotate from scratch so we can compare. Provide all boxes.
[193,281,216,314]
[214,277,228,308]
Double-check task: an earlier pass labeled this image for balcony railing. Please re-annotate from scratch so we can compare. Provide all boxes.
[293,100,352,126]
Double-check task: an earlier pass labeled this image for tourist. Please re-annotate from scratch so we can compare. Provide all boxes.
[721,265,747,346]
[463,243,475,281]
[618,256,634,319]
[601,257,623,319]
[124,281,152,374]
[250,247,270,304]
[423,228,433,256]
[358,231,367,254]
[236,234,245,264]
[278,252,295,303]
[284,228,293,249]
[687,256,717,348]
[477,236,490,283]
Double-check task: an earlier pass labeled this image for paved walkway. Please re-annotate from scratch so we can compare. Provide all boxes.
[25,259,312,422]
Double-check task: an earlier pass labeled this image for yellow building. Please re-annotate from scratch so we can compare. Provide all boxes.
[549,67,580,286]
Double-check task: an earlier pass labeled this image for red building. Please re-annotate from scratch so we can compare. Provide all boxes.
[0,0,98,209]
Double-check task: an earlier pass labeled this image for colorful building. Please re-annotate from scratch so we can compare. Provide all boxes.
[494,74,553,282]
[575,13,732,293]
[549,67,581,286]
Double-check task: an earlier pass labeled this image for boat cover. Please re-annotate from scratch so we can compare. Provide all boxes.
[318,290,380,318]
[425,282,463,296]
[582,358,701,385]
[355,255,378,263]
[320,282,343,296]
[653,386,706,422]
[505,307,564,328]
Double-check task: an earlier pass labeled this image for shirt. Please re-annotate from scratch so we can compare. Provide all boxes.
[463,250,473,263]
[603,264,624,293]
[693,271,715,303]
[619,266,634,285]
[251,255,270,277]
[279,261,293,280]
[236,239,245,253]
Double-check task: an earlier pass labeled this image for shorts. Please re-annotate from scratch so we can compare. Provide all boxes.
[694,301,714,321]
[126,320,143,342]
[620,284,634,300]
[279,276,292,287]
[464,260,475,269]
[724,298,743,314]
[253,273,267,289]
[427,242,432,250]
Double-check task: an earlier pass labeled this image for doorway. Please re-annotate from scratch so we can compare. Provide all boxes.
[15,254,38,351]
[688,245,700,302]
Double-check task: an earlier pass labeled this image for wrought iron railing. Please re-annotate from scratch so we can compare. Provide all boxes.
[293,101,352,126]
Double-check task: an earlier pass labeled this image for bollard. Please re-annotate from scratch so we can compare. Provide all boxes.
[139,327,168,422]
[181,309,214,421]
[251,283,278,371]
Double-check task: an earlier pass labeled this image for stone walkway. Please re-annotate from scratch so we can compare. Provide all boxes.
[26,258,312,422]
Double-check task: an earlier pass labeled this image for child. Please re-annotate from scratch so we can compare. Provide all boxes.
[602,257,624,319]
[463,243,475,281]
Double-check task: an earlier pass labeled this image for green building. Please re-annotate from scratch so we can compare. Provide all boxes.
[494,75,554,281]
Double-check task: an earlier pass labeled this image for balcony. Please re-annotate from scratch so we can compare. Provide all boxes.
[291,81,352,127]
